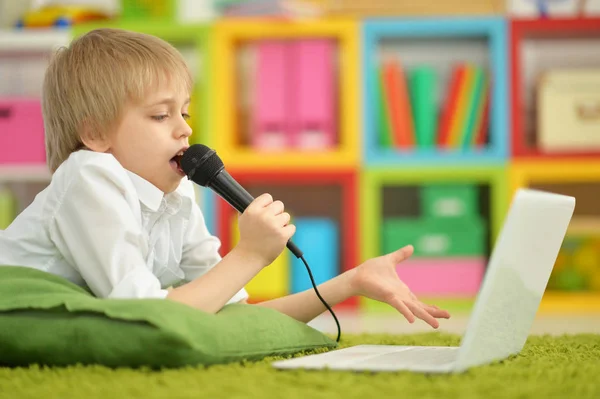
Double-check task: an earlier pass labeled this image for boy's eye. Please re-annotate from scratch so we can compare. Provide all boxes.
[152,115,168,121]
[182,113,190,120]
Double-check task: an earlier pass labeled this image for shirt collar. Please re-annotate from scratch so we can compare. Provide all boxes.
[124,170,192,219]
[125,170,165,212]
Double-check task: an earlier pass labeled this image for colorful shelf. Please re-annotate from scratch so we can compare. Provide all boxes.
[212,19,360,170]
[215,168,359,308]
[362,17,509,166]
[361,165,508,260]
[510,159,600,196]
[3,15,598,313]
[510,17,600,159]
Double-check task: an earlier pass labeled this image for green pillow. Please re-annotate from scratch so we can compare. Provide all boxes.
[0,266,337,368]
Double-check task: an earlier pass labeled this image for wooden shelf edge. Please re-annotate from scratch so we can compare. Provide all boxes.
[0,164,51,183]
[0,28,71,52]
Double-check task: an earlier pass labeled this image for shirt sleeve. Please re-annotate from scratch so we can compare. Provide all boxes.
[46,154,168,299]
[180,185,249,304]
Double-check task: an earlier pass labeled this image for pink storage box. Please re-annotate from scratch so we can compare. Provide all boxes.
[291,39,337,149]
[396,257,485,296]
[252,41,292,150]
[0,98,45,164]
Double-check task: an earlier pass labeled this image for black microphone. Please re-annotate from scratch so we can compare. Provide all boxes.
[180,144,304,259]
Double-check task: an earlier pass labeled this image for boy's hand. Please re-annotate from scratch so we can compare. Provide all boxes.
[348,245,451,328]
[236,193,295,267]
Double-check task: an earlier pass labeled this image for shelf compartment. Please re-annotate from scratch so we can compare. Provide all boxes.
[212,19,360,170]
[215,168,359,308]
[510,17,600,159]
[362,17,509,166]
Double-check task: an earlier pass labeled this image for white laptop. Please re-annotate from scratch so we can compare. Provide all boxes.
[272,188,575,373]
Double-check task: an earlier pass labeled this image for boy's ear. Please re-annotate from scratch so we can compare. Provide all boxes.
[80,122,111,153]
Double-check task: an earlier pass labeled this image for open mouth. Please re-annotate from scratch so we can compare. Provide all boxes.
[170,151,185,176]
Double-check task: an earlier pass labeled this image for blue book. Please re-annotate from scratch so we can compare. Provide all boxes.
[291,217,339,294]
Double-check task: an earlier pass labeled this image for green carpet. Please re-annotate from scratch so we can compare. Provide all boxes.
[1,332,599,399]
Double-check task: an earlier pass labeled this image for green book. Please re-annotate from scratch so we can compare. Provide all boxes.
[409,66,438,148]
[461,67,486,149]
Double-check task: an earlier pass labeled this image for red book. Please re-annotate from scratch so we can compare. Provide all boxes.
[474,88,490,148]
[383,59,414,148]
[437,64,466,148]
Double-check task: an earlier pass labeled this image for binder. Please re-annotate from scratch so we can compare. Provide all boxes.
[448,64,476,148]
[291,39,336,149]
[437,64,466,148]
[383,59,415,148]
[473,87,490,148]
[396,257,485,296]
[0,98,45,164]
[409,66,438,148]
[461,67,487,149]
[376,63,393,148]
[252,40,292,150]
[291,218,339,293]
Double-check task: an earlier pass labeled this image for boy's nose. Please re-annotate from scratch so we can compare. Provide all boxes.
[177,119,193,139]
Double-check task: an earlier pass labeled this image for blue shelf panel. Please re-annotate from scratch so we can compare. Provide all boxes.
[365,147,506,166]
[193,186,217,235]
[361,16,510,167]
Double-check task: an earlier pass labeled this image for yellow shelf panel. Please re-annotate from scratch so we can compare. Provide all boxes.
[361,292,600,315]
[539,291,600,314]
[510,160,600,197]
[218,148,358,169]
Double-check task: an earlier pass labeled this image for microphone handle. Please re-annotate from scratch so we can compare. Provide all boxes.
[208,170,304,259]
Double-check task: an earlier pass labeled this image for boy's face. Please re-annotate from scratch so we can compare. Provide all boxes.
[107,85,192,193]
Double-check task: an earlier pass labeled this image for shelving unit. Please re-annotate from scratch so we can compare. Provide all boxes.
[0,165,51,183]
[362,17,509,166]
[0,28,68,220]
[510,17,600,159]
[2,13,599,314]
[511,160,600,311]
[212,19,360,170]
[215,168,359,308]
[0,29,70,52]
[360,165,508,311]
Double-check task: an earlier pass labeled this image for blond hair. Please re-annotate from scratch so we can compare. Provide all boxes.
[42,28,193,172]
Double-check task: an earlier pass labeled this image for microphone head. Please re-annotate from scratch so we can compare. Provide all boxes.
[180,144,224,187]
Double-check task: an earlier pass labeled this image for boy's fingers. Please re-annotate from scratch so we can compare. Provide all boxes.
[390,297,415,324]
[417,300,451,318]
[282,223,296,238]
[266,200,285,215]
[424,305,451,319]
[248,193,273,210]
[407,301,439,329]
[387,245,414,264]
[276,212,291,227]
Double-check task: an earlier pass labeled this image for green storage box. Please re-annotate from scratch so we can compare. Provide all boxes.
[382,217,486,257]
[0,186,16,230]
[421,184,478,219]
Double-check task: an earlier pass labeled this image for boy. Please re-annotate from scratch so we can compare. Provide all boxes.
[0,28,449,328]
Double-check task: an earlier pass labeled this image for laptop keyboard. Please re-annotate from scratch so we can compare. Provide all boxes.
[355,347,459,367]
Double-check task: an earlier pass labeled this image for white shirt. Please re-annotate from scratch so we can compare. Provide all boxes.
[0,150,248,303]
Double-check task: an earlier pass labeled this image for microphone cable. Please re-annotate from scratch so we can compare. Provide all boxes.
[299,255,341,343]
